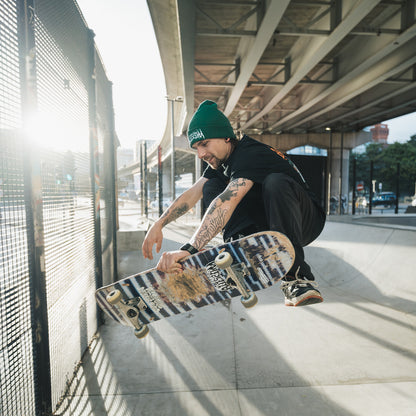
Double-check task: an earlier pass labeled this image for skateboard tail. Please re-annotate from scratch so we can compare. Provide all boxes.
[96,290,131,326]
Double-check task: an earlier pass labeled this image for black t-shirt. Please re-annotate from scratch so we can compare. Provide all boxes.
[203,135,312,193]
[202,135,321,232]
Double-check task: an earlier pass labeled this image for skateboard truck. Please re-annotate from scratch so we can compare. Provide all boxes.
[106,290,150,338]
[214,252,258,308]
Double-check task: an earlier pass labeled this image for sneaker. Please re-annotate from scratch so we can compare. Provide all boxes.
[281,278,323,307]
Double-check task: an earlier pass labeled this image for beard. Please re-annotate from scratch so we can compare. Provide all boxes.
[206,156,224,169]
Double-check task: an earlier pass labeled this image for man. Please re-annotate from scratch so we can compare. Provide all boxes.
[142,100,325,306]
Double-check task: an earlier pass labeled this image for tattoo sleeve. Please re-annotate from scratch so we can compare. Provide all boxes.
[191,202,228,249]
[190,178,252,250]
[160,202,190,227]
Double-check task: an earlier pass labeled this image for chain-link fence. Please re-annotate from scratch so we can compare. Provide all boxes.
[0,1,117,414]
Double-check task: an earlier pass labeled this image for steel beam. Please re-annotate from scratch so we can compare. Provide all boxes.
[241,0,383,130]
[224,0,291,115]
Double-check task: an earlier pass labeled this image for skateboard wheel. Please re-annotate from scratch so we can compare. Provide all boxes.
[241,292,258,308]
[134,325,149,339]
[215,251,233,268]
[106,289,122,305]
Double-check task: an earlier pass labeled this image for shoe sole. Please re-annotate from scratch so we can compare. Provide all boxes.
[285,292,323,307]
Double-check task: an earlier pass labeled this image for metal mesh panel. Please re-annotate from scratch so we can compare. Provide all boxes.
[0,1,36,414]
[1,0,117,412]
[33,0,97,408]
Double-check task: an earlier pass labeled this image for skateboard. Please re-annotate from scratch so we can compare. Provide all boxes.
[96,231,295,339]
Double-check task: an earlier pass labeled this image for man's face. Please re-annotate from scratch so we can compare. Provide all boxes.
[192,138,232,169]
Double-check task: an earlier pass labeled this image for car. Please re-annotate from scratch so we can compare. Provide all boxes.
[372,192,396,207]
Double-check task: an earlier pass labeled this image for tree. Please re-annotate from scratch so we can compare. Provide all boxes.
[350,139,416,196]
[349,143,383,194]
[380,142,416,193]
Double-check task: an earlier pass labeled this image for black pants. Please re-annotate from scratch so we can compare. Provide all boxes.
[202,173,326,280]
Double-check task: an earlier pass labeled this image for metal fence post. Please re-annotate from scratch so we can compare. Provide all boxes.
[327,129,332,215]
[17,0,52,413]
[140,143,144,215]
[369,160,374,215]
[108,82,118,281]
[395,163,400,214]
[87,29,103,294]
[338,129,344,215]
[158,145,163,216]
[352,158,356,215]
[144,141,148,218]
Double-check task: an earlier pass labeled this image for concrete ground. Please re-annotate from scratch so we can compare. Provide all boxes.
[59,215,416,416]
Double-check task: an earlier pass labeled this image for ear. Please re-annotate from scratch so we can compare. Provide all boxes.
[225,138,230,142]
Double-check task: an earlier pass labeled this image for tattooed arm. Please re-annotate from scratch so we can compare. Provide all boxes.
[142,177,208,259]
[190,177,253,249]
[156,177,254,273]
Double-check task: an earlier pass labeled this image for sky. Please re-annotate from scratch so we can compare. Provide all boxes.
[76,0,415,149]
[76,0,167,148]
[379,113,416,143]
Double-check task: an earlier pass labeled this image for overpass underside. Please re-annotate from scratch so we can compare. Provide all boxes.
[137,0,416,210]
[148,0,416,137]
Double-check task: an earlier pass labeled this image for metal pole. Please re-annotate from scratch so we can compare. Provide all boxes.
[395,163,400,214]
[144,141,148,218]
[369,160,374,215]
[352,158,356,215]
[327,129,332,215]
[18,0,52,413]
[338,129,344,215]
[167,96,183,202]
[140,142,144,215]
[170,99,175,201]
[107,82,118,282]
[87,29,103,291]
[158,145,163,216]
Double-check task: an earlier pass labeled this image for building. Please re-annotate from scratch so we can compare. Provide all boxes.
[117,147,134,168]
[370,123,389,146]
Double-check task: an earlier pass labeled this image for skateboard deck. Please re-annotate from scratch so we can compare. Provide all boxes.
[96,231,295,338]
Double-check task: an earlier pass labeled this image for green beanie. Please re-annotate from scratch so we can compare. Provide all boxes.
[187,100,236,147]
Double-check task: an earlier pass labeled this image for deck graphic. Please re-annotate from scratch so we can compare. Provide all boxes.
[96,231,294,328]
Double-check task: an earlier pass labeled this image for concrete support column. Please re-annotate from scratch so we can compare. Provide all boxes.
[329,147,350,197]
[329,147,350,213]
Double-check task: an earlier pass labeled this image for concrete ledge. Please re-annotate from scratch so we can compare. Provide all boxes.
[117,230,147,251]
[328,214,416,230]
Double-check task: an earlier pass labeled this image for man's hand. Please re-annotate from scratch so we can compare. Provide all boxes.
[141,177,207,260]
[142,222,163,260]
[156,250,189,273]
